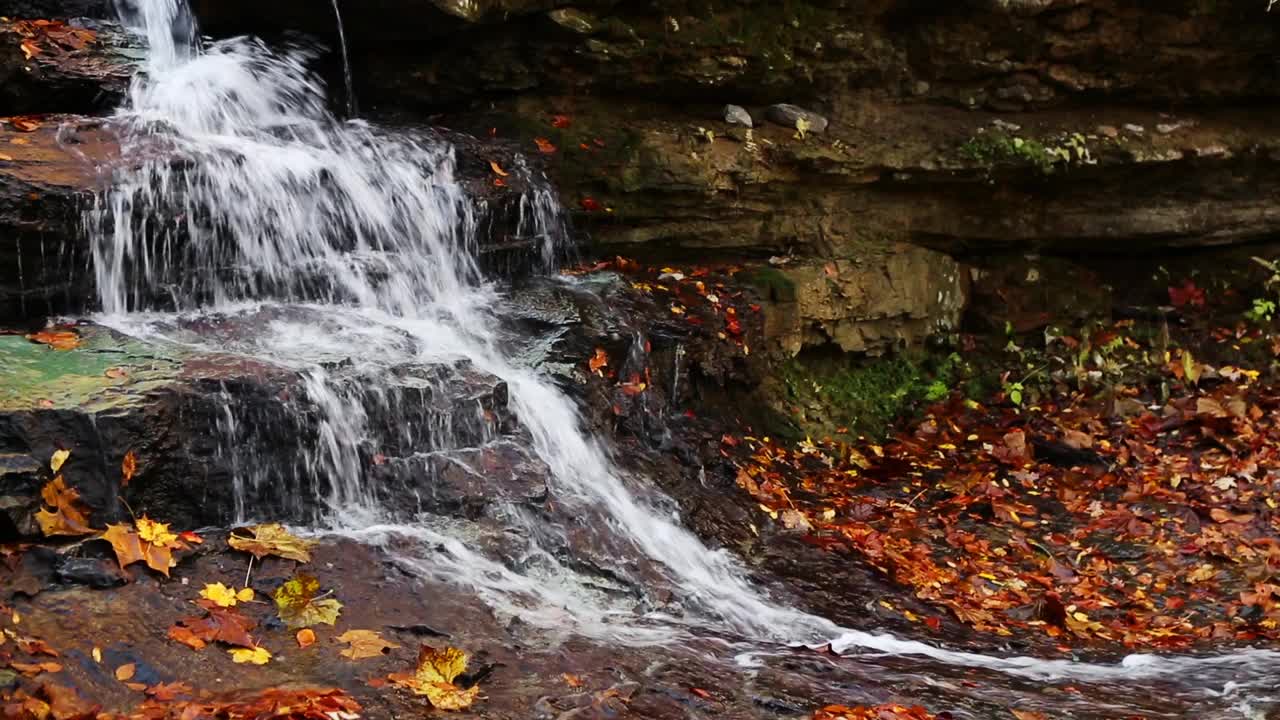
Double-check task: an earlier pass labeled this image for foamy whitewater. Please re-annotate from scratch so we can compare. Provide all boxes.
[89,0,1280,709]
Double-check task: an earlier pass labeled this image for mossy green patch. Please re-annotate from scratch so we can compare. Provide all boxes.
[0,330,181,412]
[771,349,983,439]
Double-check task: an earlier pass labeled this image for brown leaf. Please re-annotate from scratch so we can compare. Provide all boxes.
[296,628,316,648]
[1210,508,1255,524]
[337,629,399,659]
[534,137,557,154]
[228,523,316,563]
[10,661,62,676]
[115,663,136,681]
[121,451,137,487]
[36,478,95,537]
[168,606,258,650]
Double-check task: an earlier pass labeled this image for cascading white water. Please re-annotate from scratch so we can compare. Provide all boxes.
[89,0,1280,701]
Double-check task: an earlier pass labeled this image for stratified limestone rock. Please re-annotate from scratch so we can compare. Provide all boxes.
[751,244,969,356]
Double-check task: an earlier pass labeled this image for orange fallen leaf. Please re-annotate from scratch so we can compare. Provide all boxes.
[534,137,557,154]
[296,628,317,648]
[551,115,572,129]
[121,450,138,487]
[9,116,42,133]
[26,329,78,350]
[36,477,95,537]
[488,160,508,177]
[588,347,609,375]
[115,663,136,681]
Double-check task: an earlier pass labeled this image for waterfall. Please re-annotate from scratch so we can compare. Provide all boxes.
[329,0,357,117]
[91,0,1280,691]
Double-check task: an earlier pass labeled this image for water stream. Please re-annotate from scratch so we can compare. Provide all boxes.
[86,1,1280,715]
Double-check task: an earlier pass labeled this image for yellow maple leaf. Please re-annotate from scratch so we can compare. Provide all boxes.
[137,517,178,546]
[273,573,342,628]
[236,587,254,602]
[228,523,317,563]
[200,583,245,608]
[390,646,480,710]
[229,647,271,665]
[50,449,70,473]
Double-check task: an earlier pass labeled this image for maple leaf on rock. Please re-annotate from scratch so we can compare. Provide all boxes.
[168,606,258,650]
[337,629,400,659]
[228,523,317,562]
[229,646,271,665]
[35,477,95,537]
[101,517,188,576]
[388,645,481,710]
[274,573,342,628]
[200,582,254,608]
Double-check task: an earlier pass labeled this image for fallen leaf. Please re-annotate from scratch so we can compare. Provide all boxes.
[388,645,480,710]
[168,607,257,650]
[337,629,400,659]
[50,449,70,473]
[488,160,508,177]
[200,582,250,608]
[9,116,41,133]
[115,663,135,681]
[27,330,78,351]
[121,451,137,486]
[273,573,342,628]
[551,115,572,129]
[588,348,608,375]
[229,523,317,562]
[229,647,271,665]
[534,137,557,154]
[9,661,62,676]
[296,628,316,648]
[101,518,187,576]
[35,477,95,537]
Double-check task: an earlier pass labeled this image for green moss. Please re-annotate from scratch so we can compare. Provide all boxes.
[959,132,1094,175]
[742,267,797,302]
[771,349,977,439]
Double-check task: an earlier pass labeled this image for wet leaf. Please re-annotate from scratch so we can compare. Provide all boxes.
[49,449,69,473]
[35,477,94,537]
[388,645,480,710]
[114,663,135,681]
[9,116,42,133]
[200,582,252,608]
[228,523,316,562]
[121,450,137,486]
[551,115,572,129]
[488,160,508,177]
[101,518,187,576]
[273,573,342,628]
[534,137,556,154]
[336,629,399,659]
[27,329,78,351]
[229,646,271,665]
[588,347,609,376]
[168,606,257,650]
[296,628,316,648]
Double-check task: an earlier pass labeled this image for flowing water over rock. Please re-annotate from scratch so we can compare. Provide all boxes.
[70,0,1280,716]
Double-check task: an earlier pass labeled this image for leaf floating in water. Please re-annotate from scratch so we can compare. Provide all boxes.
[488,160,508,177]
[228,523,317,562]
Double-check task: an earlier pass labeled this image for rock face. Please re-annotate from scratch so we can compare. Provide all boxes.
[183,0,1280,357]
